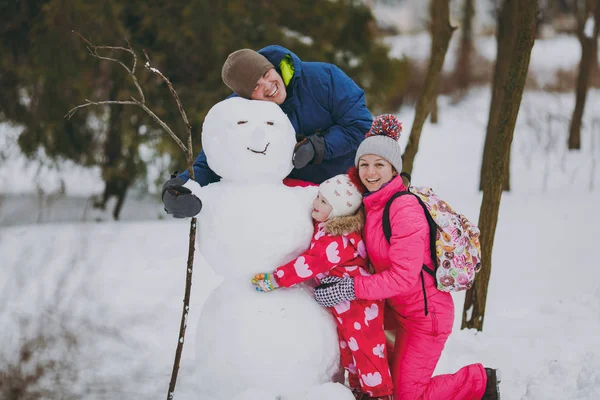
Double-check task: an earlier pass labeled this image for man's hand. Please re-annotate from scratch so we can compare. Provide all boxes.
[162,177,202,218]
[251,272,280,292]
[314,276,356,307]
[293,134,325,169]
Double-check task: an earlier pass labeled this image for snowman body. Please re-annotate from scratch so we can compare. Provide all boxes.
[185,98,353,400]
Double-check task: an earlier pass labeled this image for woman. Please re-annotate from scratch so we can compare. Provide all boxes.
[314,115,500,400]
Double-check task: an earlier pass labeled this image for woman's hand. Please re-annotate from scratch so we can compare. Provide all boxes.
[314,276,356,307]
[251,273,280,292]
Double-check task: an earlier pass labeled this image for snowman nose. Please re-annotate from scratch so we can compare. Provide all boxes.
[248,126,267,147]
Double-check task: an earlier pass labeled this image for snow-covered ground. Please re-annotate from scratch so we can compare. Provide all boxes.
[1,86,599,399]
[2,24,600,399]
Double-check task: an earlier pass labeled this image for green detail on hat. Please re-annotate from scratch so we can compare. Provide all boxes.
[279,55,295,86]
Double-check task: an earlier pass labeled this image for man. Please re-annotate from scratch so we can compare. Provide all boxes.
[163,45,373,218]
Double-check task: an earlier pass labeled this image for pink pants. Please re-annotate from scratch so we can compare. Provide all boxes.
[331,299,394,397]
[385,294,487,400]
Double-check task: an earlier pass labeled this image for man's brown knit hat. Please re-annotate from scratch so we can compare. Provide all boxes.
[221,49,275,99]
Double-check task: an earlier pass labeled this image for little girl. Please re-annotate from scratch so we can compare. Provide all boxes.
[252,174,394,399]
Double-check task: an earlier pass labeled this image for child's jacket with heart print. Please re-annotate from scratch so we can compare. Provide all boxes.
[272,209,395,397]
[273,210,369,287]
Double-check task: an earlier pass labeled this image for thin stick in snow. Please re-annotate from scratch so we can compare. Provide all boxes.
[65,31,198,400]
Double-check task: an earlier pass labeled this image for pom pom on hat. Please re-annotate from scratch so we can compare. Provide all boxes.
[355,114,404,174]
[347,166,367,195]
[366,114,402,141]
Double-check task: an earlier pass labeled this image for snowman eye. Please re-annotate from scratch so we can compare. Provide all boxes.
[237,121,248,125]
[266,121,274,126]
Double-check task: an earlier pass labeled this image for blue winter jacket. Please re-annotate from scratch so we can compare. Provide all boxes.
[179,45,373,185]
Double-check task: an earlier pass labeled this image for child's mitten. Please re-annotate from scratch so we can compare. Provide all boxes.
[251,272,280,292]
[314,276,356,307]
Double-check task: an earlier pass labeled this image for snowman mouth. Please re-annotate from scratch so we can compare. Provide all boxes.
[247,142,270,155]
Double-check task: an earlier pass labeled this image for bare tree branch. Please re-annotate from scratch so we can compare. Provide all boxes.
[66,31,198,400]
[143,51,195,174]
[65,33,188,154]
[138,101,188,155]
[72,31,145,104]
[65,99,137,120]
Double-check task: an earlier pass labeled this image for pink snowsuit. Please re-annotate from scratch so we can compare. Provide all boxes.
[353,176,487,400]
[274,220,394,397]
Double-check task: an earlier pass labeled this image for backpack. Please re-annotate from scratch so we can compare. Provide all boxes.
[383,173,482,299]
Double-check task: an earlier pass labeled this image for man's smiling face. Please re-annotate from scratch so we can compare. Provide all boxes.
[250,68,287,105]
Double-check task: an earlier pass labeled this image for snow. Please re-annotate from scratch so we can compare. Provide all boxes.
[2,86,599,398]
[0,123,104,196]
[1,29,596,199]
[200,98,297,184]
[584,15,595,39]
[370,0,497,35]
[1,27,600,399]
[180,98,346,399]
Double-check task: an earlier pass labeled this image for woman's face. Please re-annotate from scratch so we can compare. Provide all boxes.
[358,154,396,192]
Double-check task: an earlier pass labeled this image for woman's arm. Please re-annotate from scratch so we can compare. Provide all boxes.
[354,196,428,300]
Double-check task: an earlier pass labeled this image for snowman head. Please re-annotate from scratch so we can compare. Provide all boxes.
[201,97,296,183]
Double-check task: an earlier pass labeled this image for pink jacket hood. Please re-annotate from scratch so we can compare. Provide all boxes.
[354,175,441,314]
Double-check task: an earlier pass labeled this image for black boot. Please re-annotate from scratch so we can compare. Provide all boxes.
[482,368,501,400]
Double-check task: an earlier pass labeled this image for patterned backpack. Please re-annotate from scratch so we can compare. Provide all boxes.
[383,173,482,294]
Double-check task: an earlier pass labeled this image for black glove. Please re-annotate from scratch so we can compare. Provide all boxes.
[161,176,202,218]
[314,276,356,307]
[292,134,325,169]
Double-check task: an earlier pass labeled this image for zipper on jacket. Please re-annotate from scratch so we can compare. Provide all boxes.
[420,270,429,316]
[431,311,439,336]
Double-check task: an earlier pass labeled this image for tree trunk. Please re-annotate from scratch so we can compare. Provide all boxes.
[462,0,537,332]
[453,0,475,95]
[478,0,517,192]
[569,0,600,150]
[402,0,455,175]
[95,79,138,220]
[430,92,439,124]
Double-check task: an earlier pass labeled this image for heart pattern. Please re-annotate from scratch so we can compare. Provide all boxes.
[364,303,379,326]
[293,256,311,278]
[326,241,341,263]
[361,372,383,387]
[333,300,351,314]
[357,240,367,259]
[372,343,385,358]
[348,337,359,351]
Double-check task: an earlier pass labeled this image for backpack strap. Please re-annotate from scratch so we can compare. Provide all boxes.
[382,180,440,316]
[382,191,413,244]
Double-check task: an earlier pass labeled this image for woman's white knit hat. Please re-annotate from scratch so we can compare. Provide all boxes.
[354,114,403,173]
[319,174,363,219]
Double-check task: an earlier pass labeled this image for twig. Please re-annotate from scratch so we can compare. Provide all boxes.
[65,33,188,155]
[142,51,197,398]
[65,99,138,120]
[143,51,194,176]
[66,31,197,400]
[72,31,145,104]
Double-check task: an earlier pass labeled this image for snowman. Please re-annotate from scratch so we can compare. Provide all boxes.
[182,97,354,400]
